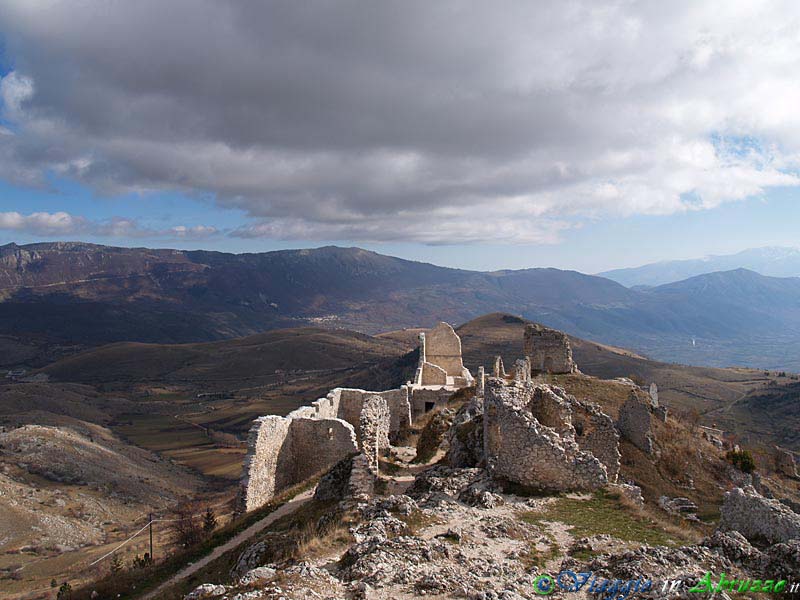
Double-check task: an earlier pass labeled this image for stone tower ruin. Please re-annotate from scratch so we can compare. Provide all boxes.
[523,323,576,374]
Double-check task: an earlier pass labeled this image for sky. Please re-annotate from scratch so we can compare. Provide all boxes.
[1,1,800,273]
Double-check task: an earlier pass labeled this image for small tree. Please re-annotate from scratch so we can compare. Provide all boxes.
[57,582,72,600]
[202,507,218,535]
[132,553,153,569]
[110,553,124,574]
[169,501,203,548]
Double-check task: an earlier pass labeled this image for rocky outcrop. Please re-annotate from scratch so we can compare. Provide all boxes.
[718,486,800,545]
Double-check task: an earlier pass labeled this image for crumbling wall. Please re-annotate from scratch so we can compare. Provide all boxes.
[359,395,390,472]
[414,322,473,388]
[410,387,453,419]
[571,398,621,483]
[240,416,292,511]
[291,418,359,483]
[424,322,467,377]
[513,357,531,383]
[310,387,411,441]
[523,323,575,374]
[527,386,573,438]
[776,447,798,478]
[240,415,358,511]
[617,390,655,454]
[419,361,448,385]
[493,356,506,378]
[483,380,608,492]
[719,486,800,544]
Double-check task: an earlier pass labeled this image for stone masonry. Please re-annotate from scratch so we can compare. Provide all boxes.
[493,356,506,378]
[409,322,475,418]
[414,322,474,388]
[241,322,473,512]
[483,378,614,492]
[719,486,800,544]
[241,388,405,511]
[359,395,390,472]
[617,389,655,454]
[523,323,576,374]
[240,415,357,512]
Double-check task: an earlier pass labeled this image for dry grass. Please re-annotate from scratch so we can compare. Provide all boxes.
[520,489,694,547]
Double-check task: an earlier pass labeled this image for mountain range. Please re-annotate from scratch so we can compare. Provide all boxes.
[2,241,800,371]
[599,246,800,287]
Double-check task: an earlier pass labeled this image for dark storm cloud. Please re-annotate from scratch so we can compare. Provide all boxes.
[0,1,799,242]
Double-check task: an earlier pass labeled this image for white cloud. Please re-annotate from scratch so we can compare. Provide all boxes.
[0,211,218,239]
[1,1,800,243]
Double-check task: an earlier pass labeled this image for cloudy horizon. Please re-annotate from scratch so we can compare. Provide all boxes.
[2,1,800,272]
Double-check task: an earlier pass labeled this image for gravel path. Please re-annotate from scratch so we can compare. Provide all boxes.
[139,489,314,600]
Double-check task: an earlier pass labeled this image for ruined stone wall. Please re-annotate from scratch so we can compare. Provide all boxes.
[291,418,359,484]
[240,415,358,511]
[571,398,621,483]
[523,323,575,374]
[410,387,453,419]
[414,322,473,387]
[240,416,292,512]
[483,380,608,492]
[419,361,448,385]
[513,357,531,383]
[424,322,467,377]
[617,390,655,454]
[493,356,506,378]
[359,395,391,472]
[527,386,573,438]
[306,387,411,441]
[719,486,800,544]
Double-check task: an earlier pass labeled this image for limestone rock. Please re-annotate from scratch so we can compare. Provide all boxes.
[239,565,277,585]
[185,583,226,599]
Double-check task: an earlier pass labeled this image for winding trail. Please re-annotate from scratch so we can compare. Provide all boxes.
[139,489,314,600]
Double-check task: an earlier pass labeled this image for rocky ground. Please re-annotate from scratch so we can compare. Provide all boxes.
[184,461,800,600]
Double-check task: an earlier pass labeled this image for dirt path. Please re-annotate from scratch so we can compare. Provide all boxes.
[139,489,314,600]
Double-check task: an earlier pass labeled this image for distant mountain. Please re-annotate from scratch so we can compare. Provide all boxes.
[599,246,800,287]
[3,242,800,371]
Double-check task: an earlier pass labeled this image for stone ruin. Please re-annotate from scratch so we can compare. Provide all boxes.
[616,389,656,454]
[241,321,474,512]
[481,378,620,492]
[240,388,399,512]
[719,485,800,544]
[523,323,576,374]
[775,446,798,478]
[415,322,472,385]
[240,317,666,509]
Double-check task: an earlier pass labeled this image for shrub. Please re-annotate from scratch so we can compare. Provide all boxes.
[726,449,755,473]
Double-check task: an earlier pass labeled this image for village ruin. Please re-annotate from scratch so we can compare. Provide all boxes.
[240,320,661,511]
